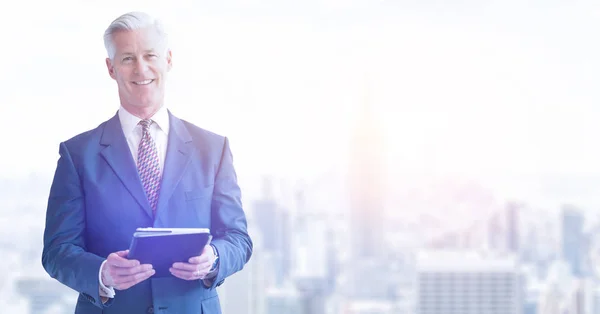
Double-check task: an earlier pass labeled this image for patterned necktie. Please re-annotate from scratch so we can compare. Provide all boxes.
[137,119,161,215]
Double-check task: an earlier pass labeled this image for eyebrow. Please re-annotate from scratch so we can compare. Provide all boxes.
[120,50,158,56]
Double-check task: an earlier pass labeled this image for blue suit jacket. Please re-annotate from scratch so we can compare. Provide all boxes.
[41,111,253,314]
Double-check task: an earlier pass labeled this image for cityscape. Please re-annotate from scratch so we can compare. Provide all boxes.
[3,1,600,313]
[3,102,600,314]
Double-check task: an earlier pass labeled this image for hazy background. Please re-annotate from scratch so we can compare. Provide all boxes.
[3,0,600,313]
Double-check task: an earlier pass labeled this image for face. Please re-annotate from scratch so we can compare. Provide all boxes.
[105,27,172,117]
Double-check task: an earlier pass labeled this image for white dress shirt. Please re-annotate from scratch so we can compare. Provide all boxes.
[118,105,170,173]
[99,105,170,300]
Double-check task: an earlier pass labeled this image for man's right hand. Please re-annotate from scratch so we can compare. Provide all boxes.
[101,250,155,290]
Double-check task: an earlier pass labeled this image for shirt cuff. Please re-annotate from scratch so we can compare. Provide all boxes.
[99,260,116,299]
[202,257,219,287]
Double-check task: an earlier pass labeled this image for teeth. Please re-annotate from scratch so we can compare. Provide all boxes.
[133,79,153,85]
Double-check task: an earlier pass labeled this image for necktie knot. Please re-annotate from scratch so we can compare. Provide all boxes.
[139,119,153,131]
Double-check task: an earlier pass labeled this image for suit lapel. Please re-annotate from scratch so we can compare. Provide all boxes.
[156,112,194,215]
[99,114,154,220]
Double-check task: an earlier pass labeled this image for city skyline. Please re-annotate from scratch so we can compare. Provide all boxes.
[3,1,600,313]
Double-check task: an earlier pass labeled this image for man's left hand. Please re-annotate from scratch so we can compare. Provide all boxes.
[170,245,216,280]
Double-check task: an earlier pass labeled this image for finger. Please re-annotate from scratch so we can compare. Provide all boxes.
[188,255,210,264]
[113,269,155,289]
[172,261,211,272]
[169,268,193,280]
[111,264,153,276]
[171,262,198,271]
[188,246,212,264]
[107,252,139,268]
[114,272,153,290]
[169,268,206,281]
[115,250,130,257]
[112,267,155,285]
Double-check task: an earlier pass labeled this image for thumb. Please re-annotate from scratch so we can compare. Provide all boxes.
[108,250,139,268]
[115,250,130,258]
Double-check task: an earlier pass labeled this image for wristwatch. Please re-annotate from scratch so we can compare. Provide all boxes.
[209,244,219,272]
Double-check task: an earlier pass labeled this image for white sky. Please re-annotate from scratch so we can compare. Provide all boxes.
[2,0,600,206]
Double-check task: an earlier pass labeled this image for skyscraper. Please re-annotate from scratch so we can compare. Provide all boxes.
[506,202,520,254]
[561,205,585,277]
[253,177,292,285]
[292,217,329,314]
[348,84,386,259]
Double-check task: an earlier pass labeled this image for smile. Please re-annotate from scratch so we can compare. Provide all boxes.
[132,79,154,85]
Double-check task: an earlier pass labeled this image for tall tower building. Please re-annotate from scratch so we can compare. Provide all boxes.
[292,217,329,314]
[348,83,386,259]
[561,205,585,277]
[253,177,292,285]
[506,202,520,254]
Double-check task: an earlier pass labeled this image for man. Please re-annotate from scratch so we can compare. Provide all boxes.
[41,11,252,314]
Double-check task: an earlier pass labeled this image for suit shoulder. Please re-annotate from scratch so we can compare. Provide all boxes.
[180,119,227,142]
[61,120,109,150]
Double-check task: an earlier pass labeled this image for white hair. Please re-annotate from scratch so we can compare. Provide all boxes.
[103,11,169,60]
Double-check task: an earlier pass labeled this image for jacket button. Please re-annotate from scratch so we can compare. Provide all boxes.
[147,306,154,313]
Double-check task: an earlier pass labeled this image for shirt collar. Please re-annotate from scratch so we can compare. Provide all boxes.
[118,105,170,135]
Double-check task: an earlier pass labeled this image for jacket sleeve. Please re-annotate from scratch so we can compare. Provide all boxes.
[206,137,253,289]
[41,142,113,308]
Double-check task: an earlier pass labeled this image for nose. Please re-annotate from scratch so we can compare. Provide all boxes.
[133,59,149,75]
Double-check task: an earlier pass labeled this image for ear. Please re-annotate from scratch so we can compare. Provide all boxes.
[106,58,117,80]
[166,49,173,72]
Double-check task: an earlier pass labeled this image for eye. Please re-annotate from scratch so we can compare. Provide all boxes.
[147,54,158,58]
[122,56,133,62]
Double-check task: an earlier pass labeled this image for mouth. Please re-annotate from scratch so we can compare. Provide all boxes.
[132,79,154,85]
